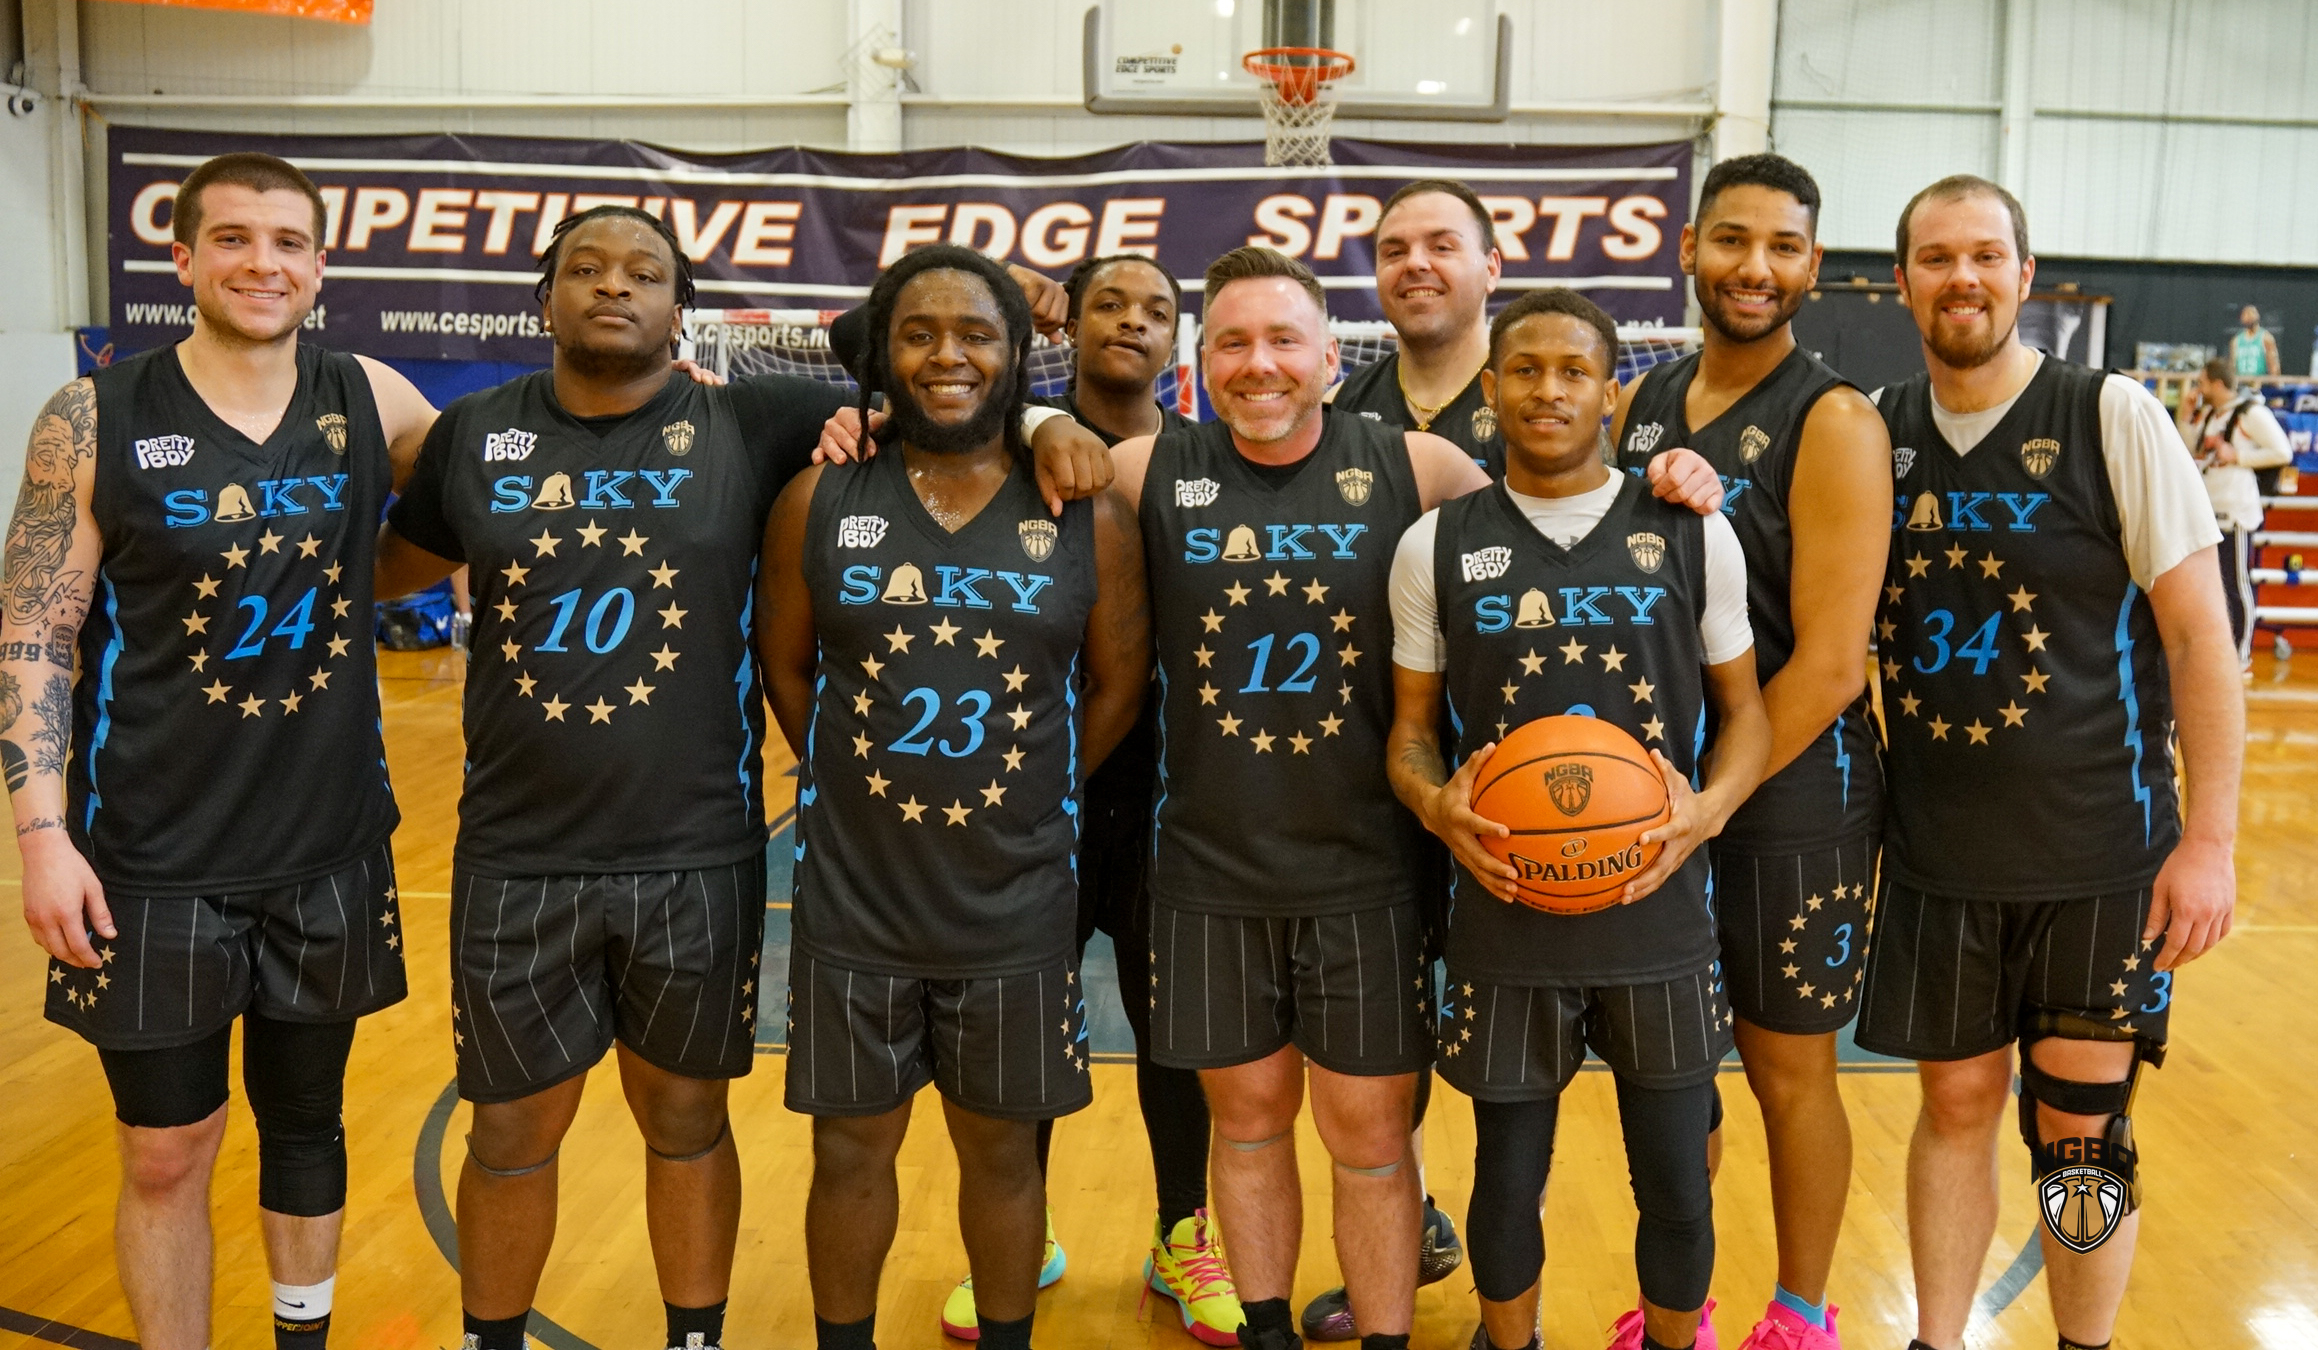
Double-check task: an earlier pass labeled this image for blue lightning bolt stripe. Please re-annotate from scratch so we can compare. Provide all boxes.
[82,573,124,833]
[2114,587,2152,845]
[1064,652,1081,880]
[1833,713,1853,810]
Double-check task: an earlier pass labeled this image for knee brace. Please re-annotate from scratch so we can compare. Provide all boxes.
[648,1118,729,1164]
[467,1135,559,1178]
[2017,1012,2164,1231]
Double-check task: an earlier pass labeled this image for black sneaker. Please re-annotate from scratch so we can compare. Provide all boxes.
[1419,1202,1464,1286]
[1298,1288,1356,1342]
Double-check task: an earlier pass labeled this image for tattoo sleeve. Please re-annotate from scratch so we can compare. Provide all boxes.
[27,674,69,780]
[3,380,94,638]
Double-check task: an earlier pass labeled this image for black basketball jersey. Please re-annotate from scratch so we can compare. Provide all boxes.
[71,344,398,895]
[1877,358,2180,900]
[792,450,1098,978]
[386,371,774,876]
[1431,475,1717,986]
[1033,390,1192,807]
[1142,409,1430,916]
[1617,348,1881,852]
[1334,352,1502,477]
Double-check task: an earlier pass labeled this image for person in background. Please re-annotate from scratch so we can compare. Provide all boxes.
[2230,305,2280,377]
[2182,356,2294,673]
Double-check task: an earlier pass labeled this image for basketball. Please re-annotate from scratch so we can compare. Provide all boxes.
[1469,715,1671,914]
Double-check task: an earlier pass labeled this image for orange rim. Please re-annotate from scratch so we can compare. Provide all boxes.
[1242,46,1354,105]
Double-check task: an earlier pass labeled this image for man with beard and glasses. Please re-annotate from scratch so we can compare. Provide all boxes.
[1297,178,1491,1345]
[1864,176,2236,1350]
[3,152,436,1350]
[1610,153,1891,1350]
[1106,246,1489,1350]
[758,243,1151,1350]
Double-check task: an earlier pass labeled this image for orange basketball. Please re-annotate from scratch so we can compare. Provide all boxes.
[1469,715,1671,914]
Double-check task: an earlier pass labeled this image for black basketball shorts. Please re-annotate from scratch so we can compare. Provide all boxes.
[1147,898,1433,1077]
[1437,965,1732,1101]
[1855,882,2175,1062]
[783,953,1094,1122]
[1711,834,1877,1035]
[46,840,406,1052]
[449,859,766,1104]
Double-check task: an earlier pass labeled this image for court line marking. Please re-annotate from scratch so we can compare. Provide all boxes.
[415,1083,604,1350]
[1971,1234,2045,1328]
[0,1307,138,1350]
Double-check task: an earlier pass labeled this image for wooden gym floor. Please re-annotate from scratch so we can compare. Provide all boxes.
[2,647,2315,1350]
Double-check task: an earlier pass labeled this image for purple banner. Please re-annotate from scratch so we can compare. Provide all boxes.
[109,126,1690,362]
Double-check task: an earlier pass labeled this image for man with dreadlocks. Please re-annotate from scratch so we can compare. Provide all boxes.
[757,243,1151,1350]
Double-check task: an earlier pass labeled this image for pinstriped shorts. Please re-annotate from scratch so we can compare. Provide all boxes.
[1436,966,1732,1099]
[1147,899,1433,1077]
[449,860,766,1104]
[45,840,406,1052]
[1711,835,1878,1034]
[782,953,1093,1121]
[1855,882,2174,1062]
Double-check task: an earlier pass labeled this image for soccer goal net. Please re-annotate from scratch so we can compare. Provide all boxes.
[683,309,1700,417]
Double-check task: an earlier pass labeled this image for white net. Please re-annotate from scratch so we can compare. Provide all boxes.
[685,309,1701,414]
[1257,81,1340,167]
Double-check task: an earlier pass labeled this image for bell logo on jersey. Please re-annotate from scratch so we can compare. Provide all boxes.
[1627,532,1666,574]
[1335,467,1374,506]
[1175,478,1221,508]
[1545,762,1594,816]
[1471,405,1498,442]
[1739,425,1769,464]
[1461,546,1513,583]
[531,472,575,510]
[134,435,196,469]
[1221,525,1263,562]
[483,428,538,463]
[1513,588,1556,628]
[1894,446,1917,477]
[315,413,348,454]
[213,482,255,522]
[1018,519,1058,562]
[1905,492,1944,531]
[662,420,695,456]
[881,563,929,605]
[2020,437,2061,479]
[838,514,890,549]
[1627,422,1664,456]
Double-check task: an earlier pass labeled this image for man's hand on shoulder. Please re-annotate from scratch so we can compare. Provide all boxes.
[1647,447,1724,515]
[1029,415,1115,517]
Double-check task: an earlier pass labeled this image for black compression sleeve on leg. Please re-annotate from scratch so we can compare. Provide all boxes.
[243,1012,358,1217]
[1614,1075,1717,1314]
[1113,874,1211,1228]
[1467,1095,1560,1304]
[99,1022,233,1128]
[1035,1116,1053,1177]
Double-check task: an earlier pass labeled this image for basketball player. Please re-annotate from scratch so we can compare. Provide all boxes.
[1387,286,1770,1350]
[2180,355,2292,671]
[758,244,1150,1350]
[1106,246,1490,1350]
[2230,304,2280,377]
[1860,177,2240,1350]
[1609,153,1891,1350]
[4,153,434,1350]
[1329,179,1504,475]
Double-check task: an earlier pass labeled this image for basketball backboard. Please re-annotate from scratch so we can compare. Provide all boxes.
[1085,0,1509,121]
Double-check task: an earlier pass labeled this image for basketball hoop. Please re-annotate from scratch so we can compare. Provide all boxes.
[1243,46,1354,166]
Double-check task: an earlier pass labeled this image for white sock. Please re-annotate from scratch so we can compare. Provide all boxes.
[274,1277,336,1323]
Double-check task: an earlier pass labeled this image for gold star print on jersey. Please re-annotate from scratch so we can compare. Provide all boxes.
[183,537,358,720]
[788,449,1098,982]
[483,518,682,727]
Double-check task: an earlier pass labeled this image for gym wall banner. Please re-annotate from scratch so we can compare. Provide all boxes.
[107,126,1691,363]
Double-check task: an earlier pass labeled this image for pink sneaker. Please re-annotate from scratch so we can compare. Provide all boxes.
[1606,1298,1718,1350]
[1736,1301,1840,1350]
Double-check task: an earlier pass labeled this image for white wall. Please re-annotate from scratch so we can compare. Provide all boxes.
[1772,0,2318,264]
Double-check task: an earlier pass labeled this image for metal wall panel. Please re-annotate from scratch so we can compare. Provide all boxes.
[1773,107,2000,259]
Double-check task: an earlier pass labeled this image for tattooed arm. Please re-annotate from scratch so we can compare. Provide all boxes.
[3,378,113,967]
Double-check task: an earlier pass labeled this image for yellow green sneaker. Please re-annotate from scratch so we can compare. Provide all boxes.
[938,1208,1067,1340]
[1144,1210,1245,1346]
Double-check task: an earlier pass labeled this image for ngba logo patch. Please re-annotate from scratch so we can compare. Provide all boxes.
[483,428,537,462]
[134,435,195,469]
[838,514,889,548]
[1461,546,1512,582]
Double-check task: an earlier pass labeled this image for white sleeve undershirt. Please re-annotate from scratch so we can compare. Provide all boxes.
[1390,475,1754,673]
[1895,354,2223,590]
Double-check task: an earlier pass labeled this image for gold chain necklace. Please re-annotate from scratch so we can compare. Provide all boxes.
[1396,360,1465,431]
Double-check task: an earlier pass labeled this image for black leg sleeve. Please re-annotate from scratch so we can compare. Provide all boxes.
[242,1012,358,1217]
[1113,858,1211,1228]
[1467,1095,1560,1304]
[1613,1075,1717,1314]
